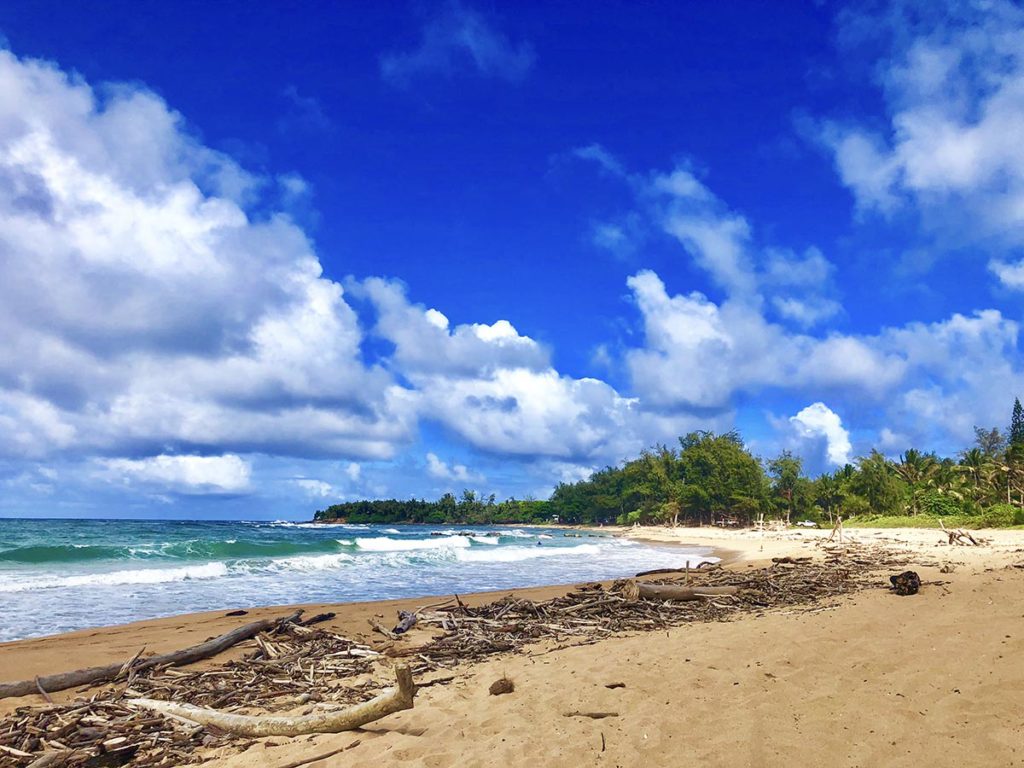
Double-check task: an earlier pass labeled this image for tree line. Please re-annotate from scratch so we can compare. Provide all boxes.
[313,399,1024,528]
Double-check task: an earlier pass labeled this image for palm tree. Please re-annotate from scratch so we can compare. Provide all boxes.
[893,449,939,515]
[958,448,991,503]
[813,472,844,524]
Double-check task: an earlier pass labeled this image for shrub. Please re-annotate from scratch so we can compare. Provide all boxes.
[841,494,872,518]
[974,504,1022,527]
[919,490,964,517]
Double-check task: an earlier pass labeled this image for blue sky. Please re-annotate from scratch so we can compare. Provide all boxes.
[1,0,1022,518]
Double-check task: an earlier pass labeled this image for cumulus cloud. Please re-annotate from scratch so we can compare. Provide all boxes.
[357,278,549,378]
[0,49,416,467]
[293,478,334,498]
[625,263,1024,449]
[989,259,1024,290]
[575,146,842,327]
[822,0,1024,255]
[789,403,853,467]
[381,3,534,85]
[361,277,707,464]
[98,454,251,494]
[572,141,1024,452]
[624,270,903,411]
[425,452,481,483]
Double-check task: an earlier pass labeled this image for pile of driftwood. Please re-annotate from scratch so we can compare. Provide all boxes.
[0,614,412,768]
[386,541,912,664]
[938,520,983,546]
[0,542,910,768]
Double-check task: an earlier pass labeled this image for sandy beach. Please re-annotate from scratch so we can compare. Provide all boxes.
[3,526,1023,767]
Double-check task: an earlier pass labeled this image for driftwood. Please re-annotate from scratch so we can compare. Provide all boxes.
[826,515,844,544]
[0,611,302,700]
[563,711,619,719]
[2,546,917,768]
[127,665,415,737]
[634,562,718,578]
[623,581,738,601]
[939,520,979,546]
[392,610,418,635]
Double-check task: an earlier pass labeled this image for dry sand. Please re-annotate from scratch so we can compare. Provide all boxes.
[3,526,1024,767]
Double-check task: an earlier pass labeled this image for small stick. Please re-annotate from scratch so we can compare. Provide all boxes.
[35,677,54,705]
[564,711,619,719]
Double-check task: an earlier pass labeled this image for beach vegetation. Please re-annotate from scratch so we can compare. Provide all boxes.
[314,400,1024,529]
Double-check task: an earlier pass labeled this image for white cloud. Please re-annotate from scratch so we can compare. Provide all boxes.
[363,277,706,463]
[99,454,251,494]
[624,270,903,411]
[294,478,334,498]
[822,1,1024,251]
[653,168,757,297]
[381,4,534,85]
[0,48,416,466]
[576,147,842,327]
[771,296,842,327]
[789,403,853,466]
[425,452,481,483]
[359,278,549,378]
[989,259,1024,290]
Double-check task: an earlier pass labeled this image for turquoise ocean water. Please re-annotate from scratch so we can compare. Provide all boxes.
[0,519,715,642]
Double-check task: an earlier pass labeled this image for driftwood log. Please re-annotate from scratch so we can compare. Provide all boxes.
[392,610,418,635]
[623,581,738,601]
[0,611,303,700]
[127,665,416,736]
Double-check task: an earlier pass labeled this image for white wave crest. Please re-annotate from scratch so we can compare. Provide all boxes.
[0,562,229,593]
[335,538,354,546]
[470,535,499,545]
[500,529,535,538]
[456,544,602,563]
[263,553,354,572]
[381,528,401,534]
[356,536,471,552]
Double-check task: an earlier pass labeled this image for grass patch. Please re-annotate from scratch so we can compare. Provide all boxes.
[845,514,1024,529]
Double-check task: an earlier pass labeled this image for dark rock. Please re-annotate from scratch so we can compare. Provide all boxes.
[889,571,921,596]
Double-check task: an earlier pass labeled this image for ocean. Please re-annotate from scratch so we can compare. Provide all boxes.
[0,519,715,642]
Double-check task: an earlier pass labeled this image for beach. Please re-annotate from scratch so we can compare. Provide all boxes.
[2,526,1023,767]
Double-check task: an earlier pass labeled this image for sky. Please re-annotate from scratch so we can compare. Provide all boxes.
[1,0,1023,519]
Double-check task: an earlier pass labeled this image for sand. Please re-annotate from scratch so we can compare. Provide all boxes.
[3,526,1024,767]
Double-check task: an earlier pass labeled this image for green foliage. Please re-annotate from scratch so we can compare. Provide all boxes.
[850,450,905,515]
[315,398,1024,529]
[314,496,554,526]
[918,490,964,517]
[768,451,809,522]
[1011,398,1024,450]
[973,426,1006,457]
[975,504,1024,527]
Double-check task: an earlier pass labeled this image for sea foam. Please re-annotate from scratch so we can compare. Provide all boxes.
[0,562,229,593]
[355,536,471,551]
[456,543,603,563]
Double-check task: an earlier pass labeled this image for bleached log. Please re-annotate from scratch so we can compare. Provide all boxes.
[127,665,416,736]
[623,581,738,601]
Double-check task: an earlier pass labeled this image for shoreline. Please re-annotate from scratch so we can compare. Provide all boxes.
[2,523,1018,683]
[0,529,725,700]
[3,526,1024,766]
